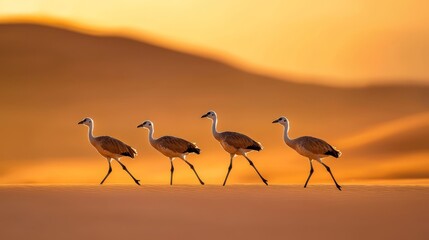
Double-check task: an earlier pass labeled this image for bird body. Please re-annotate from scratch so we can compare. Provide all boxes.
[288,136,340,160]
[137,120,204,185]
[217,131,262,155]
[273,116,341,190]
[91,135,137,159]
[202,111,268,185]
[151,136,200,159]
[78,117,140,185]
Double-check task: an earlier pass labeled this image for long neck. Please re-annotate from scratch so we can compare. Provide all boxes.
[148,126,156,144]
[283,124,293,145]
[88,123,95,142]
[211,117,221,139]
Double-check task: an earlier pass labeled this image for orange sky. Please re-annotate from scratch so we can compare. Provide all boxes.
[1,0,429,86]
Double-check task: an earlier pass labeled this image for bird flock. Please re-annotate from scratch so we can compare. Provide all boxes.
[78,111,342,190]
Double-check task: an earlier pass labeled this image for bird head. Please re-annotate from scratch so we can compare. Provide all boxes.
[137,120,153,130]
[78,117,93,127]
[201,110,217,120]
[272,116,289,126]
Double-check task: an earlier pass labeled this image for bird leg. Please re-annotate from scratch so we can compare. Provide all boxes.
[100,159,113,185]
[115,160,141,186]
[243,156,268,186]
[304,159,314,188]
[182,160,205,185]
[170,158,174,185]
[318,161,341,191]
[222,155,234,186]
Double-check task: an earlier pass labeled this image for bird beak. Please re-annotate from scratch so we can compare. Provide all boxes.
[201,113,209,118]
[137,123,144,128]
[78,120,85,124]
[272,119,280,123]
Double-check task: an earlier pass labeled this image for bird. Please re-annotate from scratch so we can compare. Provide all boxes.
[78,117,140,185]
[137,120,204,185]
[272,116,342,190]
[201,111,268,186]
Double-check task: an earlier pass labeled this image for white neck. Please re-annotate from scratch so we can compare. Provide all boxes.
[283,124,293,144]
[88,122,95,142]
[148,126,156,144]
[211,117,220,139]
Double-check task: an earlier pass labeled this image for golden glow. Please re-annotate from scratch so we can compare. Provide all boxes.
[0,1,428,185]
[1,0,429,86]
[340,112,429,149]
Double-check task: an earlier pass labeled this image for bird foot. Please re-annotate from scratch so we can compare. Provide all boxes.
[135,180,141,186]
[263,179,268,186]
[336,185,342,191]
[200,181,205,185]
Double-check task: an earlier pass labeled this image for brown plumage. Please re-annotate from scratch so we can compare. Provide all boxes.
[219,132,262,151]
[273,116,342,190]
[98,136,137,158]
[155,136,200,155]
[78,117,140,185]
[293,136,341,158]
[201,111,268,186]
[137,120,204,185]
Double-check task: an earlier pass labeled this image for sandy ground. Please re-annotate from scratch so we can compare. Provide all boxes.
[0,185,428,240]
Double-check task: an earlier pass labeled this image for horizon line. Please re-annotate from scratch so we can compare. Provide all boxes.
[1,183,428,187]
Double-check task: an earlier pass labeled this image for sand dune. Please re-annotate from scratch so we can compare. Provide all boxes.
[340,111,429,155]
[330,113,429,182]
[0,23,429,184]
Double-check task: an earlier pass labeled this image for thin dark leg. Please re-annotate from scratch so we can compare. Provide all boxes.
[170,159,174,186]
[183,160,205,185]
[320,161,342,191]
[115,160,140,186]
[304,159,314,188]
[222,155,234,186]
[100,160,112,185]
[243,156,268,186]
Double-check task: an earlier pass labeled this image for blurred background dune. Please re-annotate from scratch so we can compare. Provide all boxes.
[0,23,428,184]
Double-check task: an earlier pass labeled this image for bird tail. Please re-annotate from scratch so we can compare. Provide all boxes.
[186,146,201,155]
[131,147,138,157]
[122,146,138,158]
[326,147,341,158]
[247,143,262,151]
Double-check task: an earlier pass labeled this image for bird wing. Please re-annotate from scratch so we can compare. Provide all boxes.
[295,136,335,155]
[97,136,137,158]
[156,136,198,154]
[221,131,262,151]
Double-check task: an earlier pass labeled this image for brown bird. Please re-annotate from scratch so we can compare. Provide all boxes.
[137,120,204,185]
[201,111,268,186]
[78,117,140,185]
[273,116,342,190]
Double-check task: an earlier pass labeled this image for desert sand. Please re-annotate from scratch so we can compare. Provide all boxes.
[0,185,428,240]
